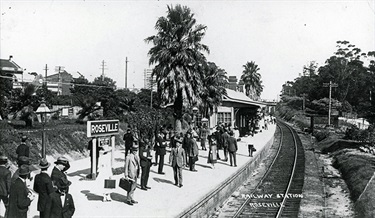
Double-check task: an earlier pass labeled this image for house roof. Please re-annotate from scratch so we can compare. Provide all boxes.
[223,88,267,107]
[0,59,23,74]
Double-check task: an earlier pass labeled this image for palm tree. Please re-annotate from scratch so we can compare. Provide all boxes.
[199,62,228,118]
[145,4,209,131]
[240,61,263,99]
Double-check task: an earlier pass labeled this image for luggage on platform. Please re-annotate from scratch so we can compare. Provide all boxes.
[104,178,116,189]
[119,178,132,192]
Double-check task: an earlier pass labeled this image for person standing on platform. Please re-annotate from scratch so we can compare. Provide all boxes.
[51,157,70,189]
[139,138,152,190]
[182,132,190,167]
[45,177,75,218]
[7,165,34,218]
[124,141,140,206]
[88,139,104,177]
[123,128,134,157]
[11,156,30,184]
[214,127,223,160]
[169,137,185,187]
[156,131,167,174]
[200,124,208,151]
[207,135,218,169]
[221,128,229,162]
[187,132,199,172]
[33,158,54,218]
[0,155,11,214]
[227,131,238,167]
[16,135,29,158]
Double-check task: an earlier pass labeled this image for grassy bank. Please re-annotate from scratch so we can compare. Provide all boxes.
[0,120,126,168]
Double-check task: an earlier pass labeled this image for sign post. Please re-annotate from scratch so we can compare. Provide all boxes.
[87,120,119,180]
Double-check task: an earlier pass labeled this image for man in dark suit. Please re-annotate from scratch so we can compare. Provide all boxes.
[139,138,152,190]
[123,128,134,157]
[169,137,185,187]
[227,131,238,167]
[156,131,167,174]
[51,157,70,190]
[186,132,199,172]
[45,177,75,218]
[88,139,104,177]
[7,165,34,218]
[33,158,54,218]
[10,156,30,184]
[16,135,29,158]
[0,155,11,212]
[221,128,230,162]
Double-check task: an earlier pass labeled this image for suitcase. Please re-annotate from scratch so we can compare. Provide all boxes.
[119,178,132,192]
[104,179,116,189]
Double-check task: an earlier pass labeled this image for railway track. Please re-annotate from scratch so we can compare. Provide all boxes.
[220,121,305,218]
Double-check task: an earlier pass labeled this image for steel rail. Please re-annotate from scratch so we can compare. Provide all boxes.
[232,122,284,218]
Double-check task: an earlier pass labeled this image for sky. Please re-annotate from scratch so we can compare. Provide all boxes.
[1,0,374,101]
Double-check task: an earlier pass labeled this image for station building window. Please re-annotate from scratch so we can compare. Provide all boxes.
[218,112,232,125]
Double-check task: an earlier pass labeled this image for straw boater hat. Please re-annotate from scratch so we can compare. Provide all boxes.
[0,155,7,165]
[18,165,31,176]
[56,177,72,190]
[39,158,50,169]
[175,137,183,144]
[21,135,27,142]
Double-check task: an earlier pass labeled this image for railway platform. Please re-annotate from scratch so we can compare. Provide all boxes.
[23,123,276,218]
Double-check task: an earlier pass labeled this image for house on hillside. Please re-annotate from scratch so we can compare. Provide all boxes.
[46,70,74,95]
[0,56,24,89]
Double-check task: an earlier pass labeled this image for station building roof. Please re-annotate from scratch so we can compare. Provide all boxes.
[0,58,23,74]
[223,88,267,108]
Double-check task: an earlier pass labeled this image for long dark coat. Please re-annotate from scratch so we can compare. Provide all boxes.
[45,191,75,218]
[6,178,31,218]
[0,165,11,197]
[33,172,54,212]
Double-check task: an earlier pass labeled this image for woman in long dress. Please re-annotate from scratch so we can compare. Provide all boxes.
[96,144,113,202]
[207,135,217,169]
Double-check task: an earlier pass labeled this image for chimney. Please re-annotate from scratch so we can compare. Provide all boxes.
[9,55,13,61]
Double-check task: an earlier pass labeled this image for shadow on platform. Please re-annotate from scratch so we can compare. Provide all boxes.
[67,168,91,178]
[110,192,127,203]
[81,190,103,201]
[153,177,174,185]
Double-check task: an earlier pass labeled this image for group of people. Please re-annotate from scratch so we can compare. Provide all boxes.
[121,123,240,205]
[0,135,75,218]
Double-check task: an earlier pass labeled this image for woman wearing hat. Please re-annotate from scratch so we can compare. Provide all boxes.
[0,155,11,213]
[33,159,54,218]
[7,165,34,218]
[45,177,75,218]
[51,157,70,191]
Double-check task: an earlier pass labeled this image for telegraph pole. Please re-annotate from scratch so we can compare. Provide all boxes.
[301,93,308,113]
[323,81,338,126]
[100,60,107,81]
[125,57,128,89]
[55,66,64,96]
[43,64,48,87]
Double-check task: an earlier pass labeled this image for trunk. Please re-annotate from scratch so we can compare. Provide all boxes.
[173,89,184,132]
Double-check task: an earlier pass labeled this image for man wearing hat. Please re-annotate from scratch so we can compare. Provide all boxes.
[0,155,11,212]
[33,158,54,218]
[124,141,140,205]
[11,156,30,184]
[169,137,185,187]
[123,128,134,157]
[51,157,70,190]
[139,138,152,190]
[7,165,34,218]
[155,130,167,174]
[16,135,29,158]
[45,177,75,218]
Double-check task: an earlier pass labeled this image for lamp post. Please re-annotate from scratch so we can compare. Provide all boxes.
[36,99,50,158]
[192,107,198,128]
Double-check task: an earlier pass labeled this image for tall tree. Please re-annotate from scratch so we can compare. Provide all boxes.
[240,61,263,99]
[145,4,209,131]
[199,62,227,118]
